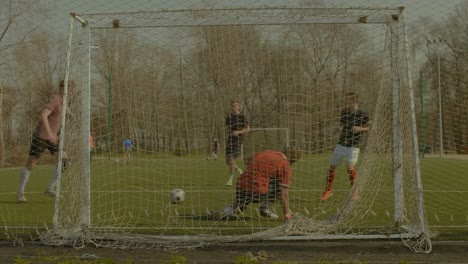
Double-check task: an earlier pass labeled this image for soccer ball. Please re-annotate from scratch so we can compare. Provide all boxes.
[170,188,185,204]
[223,206,234,216]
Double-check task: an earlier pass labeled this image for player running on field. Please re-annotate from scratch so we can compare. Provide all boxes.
[320,92,370,201]
[123,137,132,164]
[16,80,74,203]
[224,99,251,186]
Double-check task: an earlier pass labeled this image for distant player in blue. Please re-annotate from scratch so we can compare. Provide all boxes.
[123,137,132,164]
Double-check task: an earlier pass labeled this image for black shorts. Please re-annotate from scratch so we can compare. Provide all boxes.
[267,178,282,203]
[226,136,242,158]
[234,189,267,212]
[29,135,59,157]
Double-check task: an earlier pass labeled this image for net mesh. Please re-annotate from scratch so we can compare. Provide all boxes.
[34,7,431,252]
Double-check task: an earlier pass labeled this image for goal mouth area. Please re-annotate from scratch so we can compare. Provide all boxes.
[51,5,432,253]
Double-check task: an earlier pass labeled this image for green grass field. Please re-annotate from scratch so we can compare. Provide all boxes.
[1,153,468,241]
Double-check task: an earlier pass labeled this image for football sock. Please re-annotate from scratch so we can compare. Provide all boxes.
[47,167,59,191]
[325,168,336,191]
[348,168,357,186]
[18,166,31,195]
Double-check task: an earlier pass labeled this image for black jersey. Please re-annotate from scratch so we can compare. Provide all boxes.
[226,113,248,132]
[213,140,218,151]
[225,113,248,141]
[338,109,369,148]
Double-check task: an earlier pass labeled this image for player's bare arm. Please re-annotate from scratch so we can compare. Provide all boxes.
[232,124,251,136]
[351,126,369,133]
[333,126,343,136]
[40,108,58,143]
[281,185,291,220]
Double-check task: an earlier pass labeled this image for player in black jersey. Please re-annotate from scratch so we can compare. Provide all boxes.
[225,99,251,186]
[321,92,370,201]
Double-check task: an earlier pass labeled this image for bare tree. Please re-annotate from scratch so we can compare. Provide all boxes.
[412,1,468,152]
[0,81,4,165]
[0,0,49,166]
[190,25,263,148]
[0,0,48,67]
[438,2,468,152]
[92,29,182,153]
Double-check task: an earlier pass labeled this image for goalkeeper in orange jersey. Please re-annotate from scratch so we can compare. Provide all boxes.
[320,92,370,201]
[217,147,301,221]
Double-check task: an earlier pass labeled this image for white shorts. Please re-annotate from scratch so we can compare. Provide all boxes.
[330,144,360,167]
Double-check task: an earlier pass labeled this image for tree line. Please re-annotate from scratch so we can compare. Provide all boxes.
[1,3,467,165]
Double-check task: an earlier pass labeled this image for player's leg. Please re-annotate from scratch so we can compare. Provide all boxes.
[321,144,345,201]
[347,147,361,201]
[234,164,243,174]
[17,136,44,202]
[259,181,280,219]
[45,143,60,196]
[225,138,238,186]
[17,155,41,202]
[122,150,128,163]
[234,189,252,214]
[347,147,360,186]
[124,150,128,163]
[219,189,252,219]
[225,155,236,186]
[232,142,243,174]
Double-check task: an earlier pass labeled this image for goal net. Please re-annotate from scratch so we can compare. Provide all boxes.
[40,7,432,252]
[242,128,289,161]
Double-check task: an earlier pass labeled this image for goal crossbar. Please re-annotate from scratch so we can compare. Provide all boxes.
[72,7,403,28]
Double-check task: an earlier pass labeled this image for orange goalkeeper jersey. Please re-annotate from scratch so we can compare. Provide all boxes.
[237,150,292,194]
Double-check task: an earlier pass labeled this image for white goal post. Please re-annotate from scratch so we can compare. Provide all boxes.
[41,7,432,253]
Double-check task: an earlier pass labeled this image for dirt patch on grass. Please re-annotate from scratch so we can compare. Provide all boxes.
[1,240,467,263]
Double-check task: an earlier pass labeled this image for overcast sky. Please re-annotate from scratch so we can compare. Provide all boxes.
[0,0,461,42]
[1,0,465,75]
[33,0,462,39]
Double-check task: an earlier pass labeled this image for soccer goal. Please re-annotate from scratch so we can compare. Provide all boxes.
[41,7,432,252]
